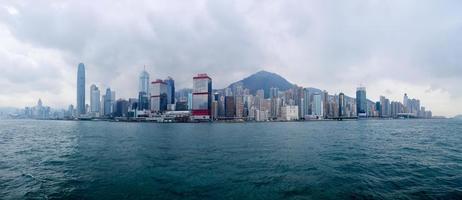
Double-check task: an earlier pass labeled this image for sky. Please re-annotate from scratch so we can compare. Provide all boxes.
[0,0,461,117]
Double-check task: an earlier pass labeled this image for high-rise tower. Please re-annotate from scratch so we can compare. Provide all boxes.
[77,63,86,116]
[139,67,150,95]
[356,87,367,118]
[192,74,212,120]
[90,84,100,114]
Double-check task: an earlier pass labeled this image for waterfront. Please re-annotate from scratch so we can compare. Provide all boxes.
[1,119,461,199]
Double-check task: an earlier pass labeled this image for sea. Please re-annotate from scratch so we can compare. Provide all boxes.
[0,119,461,199]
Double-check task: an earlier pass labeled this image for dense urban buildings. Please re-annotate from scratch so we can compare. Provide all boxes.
[13,64,435,122]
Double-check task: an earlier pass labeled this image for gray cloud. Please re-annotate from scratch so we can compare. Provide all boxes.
[1,0,462,116]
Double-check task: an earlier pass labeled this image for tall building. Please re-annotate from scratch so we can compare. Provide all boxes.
[164,77,175,105]
[312,93,323,118]
[150,79,168,113]
[380,96,390,118]
[90,84,100,114]
[338,93,345,117]
[76,63,86,116]
[303,88,312,116]
[103,88,112,116]
[139,67,150,95]
[403,93,409,112]
[225,96,236,118]
[356,87,367,117]
[192,74,212,120]
[322,90,329,119]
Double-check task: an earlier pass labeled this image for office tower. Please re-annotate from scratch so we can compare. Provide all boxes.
[104,88,112,116]
[312,93,323,117]
[303,88,311,116]
[339,93,345,117]
[76,63,85,116]
[225,96,236,118]
[139,67,150,95]
[192,74,212,120]
[164,77,175,105]
[356,87,367,117]
[90,84,100,114]
[150,79,168,113]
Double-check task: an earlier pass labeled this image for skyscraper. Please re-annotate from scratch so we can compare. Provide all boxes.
[90,84,100,114]
[192,74,212,120]
[303,88,311,116]
[339,93,345,117]
[312,93,323,118]
[356,87,367,117]
[77,63,85,116]
[150,79,168,113]
[164,77,175,105]
[403,93,409,112]
[104,88,112,116]
[139,67,150,95]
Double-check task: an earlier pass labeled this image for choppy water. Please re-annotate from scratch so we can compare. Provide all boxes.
[0,119,461,199]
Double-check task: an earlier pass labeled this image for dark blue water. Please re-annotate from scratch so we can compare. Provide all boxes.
[1,119,461,199]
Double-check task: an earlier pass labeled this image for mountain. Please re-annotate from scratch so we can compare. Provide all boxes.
[228,70,294,98]
[454,115,462,120]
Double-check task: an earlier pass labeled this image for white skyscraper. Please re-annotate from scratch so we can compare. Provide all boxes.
[90,84,100,114]
[313,93,323,117]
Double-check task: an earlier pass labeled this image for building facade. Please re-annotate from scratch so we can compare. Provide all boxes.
[90,84,100,115]
[192,74,212,120]
[356,87,367,117]
[150,79,168,113]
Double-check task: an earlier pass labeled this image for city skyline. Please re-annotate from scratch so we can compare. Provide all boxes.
[1,1,462,117]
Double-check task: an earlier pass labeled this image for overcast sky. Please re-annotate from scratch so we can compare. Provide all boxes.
[0,0,461,117]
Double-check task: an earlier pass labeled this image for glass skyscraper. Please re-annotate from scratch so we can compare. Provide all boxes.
[164,77,175,105]
[356,87,367,117]
[139,68,150,95]
[77,63,86,116]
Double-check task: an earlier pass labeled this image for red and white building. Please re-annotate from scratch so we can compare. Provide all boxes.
[192,74,212,120]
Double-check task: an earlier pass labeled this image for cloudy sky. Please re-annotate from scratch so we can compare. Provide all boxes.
[0,0,461,117]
